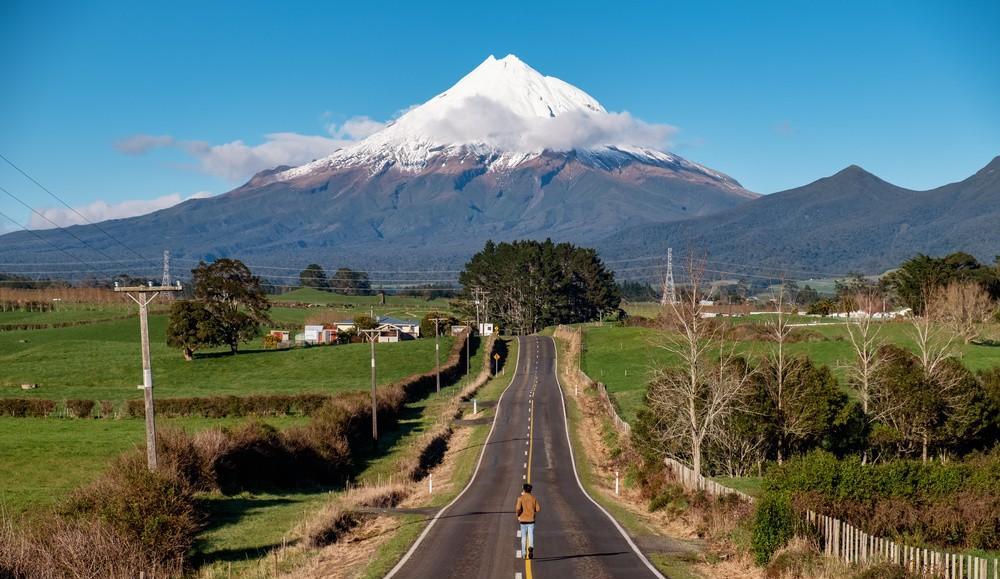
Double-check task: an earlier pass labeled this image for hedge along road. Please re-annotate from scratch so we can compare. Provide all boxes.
[387,336,663,579]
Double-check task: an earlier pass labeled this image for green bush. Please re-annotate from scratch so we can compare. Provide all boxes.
[750,492,796,566]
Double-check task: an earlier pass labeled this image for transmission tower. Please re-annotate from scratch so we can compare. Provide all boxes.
[660,247,676,305]
[161,249,171,287]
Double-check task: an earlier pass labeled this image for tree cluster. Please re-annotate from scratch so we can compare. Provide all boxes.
[295,264,372,295]
[457,239,622,334]
[166,259,271,359]
[635,257,1000,478]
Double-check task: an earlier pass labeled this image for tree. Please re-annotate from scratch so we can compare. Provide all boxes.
[645,257,755,475]
[192,259,271,353]
[755,357,848,461]
[458,239,621,334]
[165,301,220,361]
[353,314,377,330]
[420,311,458,338]
[883,252,997,314]
[842,290,886,455]
[331,268,371,296]
[796,285,820,306]
[760,286,849,463]
[871,345,973,461]
[928,281,996,343]
[299,264,329,290]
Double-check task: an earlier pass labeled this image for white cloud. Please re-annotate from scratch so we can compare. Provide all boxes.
[413,96,676,152]
[328,116,386,140]
[178,133,352,181]
[28,191,214,229]
[115,134,176,155]
[116,115,389,182]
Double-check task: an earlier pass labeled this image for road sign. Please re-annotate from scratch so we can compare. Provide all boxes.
[494,353,501,360]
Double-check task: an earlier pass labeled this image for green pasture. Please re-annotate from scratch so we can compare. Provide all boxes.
[582,323,1000,423]
[0,315,452,401]
[0,415,308,514]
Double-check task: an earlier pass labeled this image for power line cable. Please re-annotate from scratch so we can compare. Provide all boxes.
[0,209,104,276]
[0,152,159,269]
[0,184,124,264]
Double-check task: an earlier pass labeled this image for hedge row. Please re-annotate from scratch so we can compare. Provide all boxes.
[0,399,56,417]
[124,393,331,419]
[0,314,131,332]
[761,450,1000,550]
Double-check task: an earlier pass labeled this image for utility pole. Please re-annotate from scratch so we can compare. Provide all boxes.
[661,247,677,306]
[429,317,446,394]
[360,328,380,441]
[472,287,483,332]
[115,280,182,471]
[463,319,475,376]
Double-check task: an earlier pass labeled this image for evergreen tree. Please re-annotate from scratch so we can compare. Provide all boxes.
[458,239,621,334]
[299,263,329,290]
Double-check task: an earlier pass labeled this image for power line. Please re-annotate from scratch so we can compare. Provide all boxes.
[0,184,124,264]
[0,152,159,269]
[0,209,104,276]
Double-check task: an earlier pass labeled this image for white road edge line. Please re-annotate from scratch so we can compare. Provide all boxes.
[549,336,666,579]
[384,338,523,579]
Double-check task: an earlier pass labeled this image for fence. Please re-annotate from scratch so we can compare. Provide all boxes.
[806,510,999,579]
[663,457,755,503]
[594,381,631,434]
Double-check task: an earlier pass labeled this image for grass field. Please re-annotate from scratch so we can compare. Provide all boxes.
[0,315,452,401]
[0,415,308,514]
[582,323,1000,423]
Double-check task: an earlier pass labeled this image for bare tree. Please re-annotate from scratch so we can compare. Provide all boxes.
[908,309,970,461]
[761,279,805,463]
[646,256,755,475]
[842,291,887,413]
[840,290,889,463]
[928,281,995,344]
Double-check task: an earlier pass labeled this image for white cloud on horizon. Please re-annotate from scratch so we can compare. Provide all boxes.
[413,96,677,152]
[116,116,388,182]
[28,191,214,229]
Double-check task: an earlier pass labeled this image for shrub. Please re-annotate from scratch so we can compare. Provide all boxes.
[66,399,96,418]
[100,400,115,418]
[751,492,796,566]
[62,452,199,570]
[0,398,56,417]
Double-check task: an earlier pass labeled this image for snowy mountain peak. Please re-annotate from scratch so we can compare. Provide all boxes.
[438,54,606,119]
[270,55,741,190]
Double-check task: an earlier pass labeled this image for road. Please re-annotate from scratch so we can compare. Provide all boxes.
[387,336,663,579]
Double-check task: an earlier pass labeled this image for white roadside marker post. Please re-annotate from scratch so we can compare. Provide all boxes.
[615,470,620,496]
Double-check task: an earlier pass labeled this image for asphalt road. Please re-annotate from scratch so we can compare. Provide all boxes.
[387,336,663,579]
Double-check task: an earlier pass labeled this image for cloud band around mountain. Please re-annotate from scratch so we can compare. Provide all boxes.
[28,191,214,229]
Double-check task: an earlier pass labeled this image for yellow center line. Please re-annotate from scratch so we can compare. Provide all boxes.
[526,558,534,578]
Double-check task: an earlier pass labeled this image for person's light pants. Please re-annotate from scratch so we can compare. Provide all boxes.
[520,522,535,554]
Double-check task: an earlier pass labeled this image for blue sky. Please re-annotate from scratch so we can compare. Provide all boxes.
[1,0,998,231]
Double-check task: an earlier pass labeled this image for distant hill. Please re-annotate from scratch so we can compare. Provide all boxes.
[0,55,753,276]
[598,156,1000,274]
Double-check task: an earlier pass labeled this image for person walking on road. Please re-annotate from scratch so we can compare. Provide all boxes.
[516,483,540,559]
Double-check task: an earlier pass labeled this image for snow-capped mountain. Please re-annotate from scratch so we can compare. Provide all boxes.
[263,54,745,191]
[0,55,758,270]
